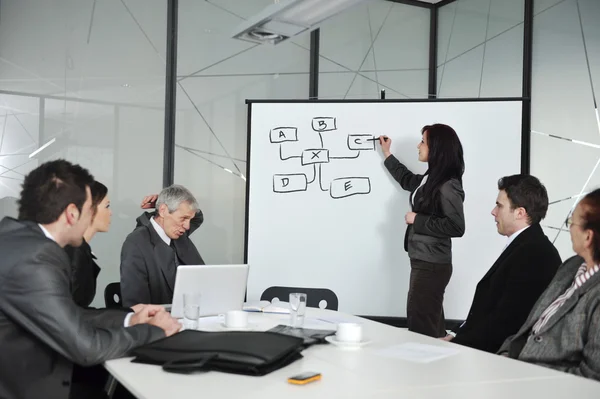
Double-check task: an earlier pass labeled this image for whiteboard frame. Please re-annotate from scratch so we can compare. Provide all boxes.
[243,97,528,321]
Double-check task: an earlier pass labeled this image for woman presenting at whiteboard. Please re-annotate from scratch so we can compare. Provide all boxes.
[379,124,465,338]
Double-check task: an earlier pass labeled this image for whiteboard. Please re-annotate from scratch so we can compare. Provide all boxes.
[246,100,523,318]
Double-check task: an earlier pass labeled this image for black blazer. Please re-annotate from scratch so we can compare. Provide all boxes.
[452,223,562,353]
[0,217,163,399]
[120,211,205,307]
[384,154,465,264]
[65,239,100,308]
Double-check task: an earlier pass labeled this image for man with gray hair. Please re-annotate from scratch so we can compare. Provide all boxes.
[120,184,205,307]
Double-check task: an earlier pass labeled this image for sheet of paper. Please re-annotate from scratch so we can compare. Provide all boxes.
[315,314,360,324]
[374,342,460,363]
[301,317,340,330]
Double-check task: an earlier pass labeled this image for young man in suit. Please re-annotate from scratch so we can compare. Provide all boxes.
[120,185,205,307]
[0,160,181,399]
[442,174,562,353]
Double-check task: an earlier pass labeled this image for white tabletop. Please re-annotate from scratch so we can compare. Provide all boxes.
[105,308,600,398]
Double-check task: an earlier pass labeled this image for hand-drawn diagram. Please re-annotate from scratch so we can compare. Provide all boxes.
[270,117,374,199]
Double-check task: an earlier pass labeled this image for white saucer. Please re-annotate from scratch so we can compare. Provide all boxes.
[219,323,256,331]
[325,335,371,349]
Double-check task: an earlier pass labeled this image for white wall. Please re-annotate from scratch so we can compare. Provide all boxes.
[436,0,600,265]
[319,1,430,100]
[0,0,167,307]
[437,0,524,97]
[530,0,600,259]
[173,0,311,266]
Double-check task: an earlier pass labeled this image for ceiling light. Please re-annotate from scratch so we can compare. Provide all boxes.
[231,0,371,45]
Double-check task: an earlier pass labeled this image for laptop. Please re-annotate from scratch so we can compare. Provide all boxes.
[170,264,249,318]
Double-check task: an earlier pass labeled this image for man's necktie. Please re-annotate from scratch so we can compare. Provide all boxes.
[170,240,182,267]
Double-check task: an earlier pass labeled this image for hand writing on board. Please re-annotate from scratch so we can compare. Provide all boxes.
[440,334,454,342]
[379,135,392,158]
[405,212,416,225]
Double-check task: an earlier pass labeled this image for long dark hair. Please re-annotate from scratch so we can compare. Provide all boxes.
[90,180,108,219]
[419,124,465,212]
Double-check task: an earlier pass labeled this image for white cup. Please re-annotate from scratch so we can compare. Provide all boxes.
[336,323,363,343]
[219,310,248,328]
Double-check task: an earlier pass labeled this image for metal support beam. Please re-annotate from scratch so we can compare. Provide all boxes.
[163,0,178,187]
[428,6,438,99]
[386,0,433,9]
[521,0,533,174]
[309,29,320,99]
[435,0,459,8]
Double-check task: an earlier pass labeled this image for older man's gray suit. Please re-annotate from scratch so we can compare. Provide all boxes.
[120,211,205,307]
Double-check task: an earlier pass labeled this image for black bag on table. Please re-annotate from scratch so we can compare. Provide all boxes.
[130,330,304,376]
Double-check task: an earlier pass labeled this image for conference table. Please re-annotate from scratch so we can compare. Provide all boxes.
[105,308,600,398]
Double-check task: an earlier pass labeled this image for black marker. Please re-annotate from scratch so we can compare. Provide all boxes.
[366,136,388,142]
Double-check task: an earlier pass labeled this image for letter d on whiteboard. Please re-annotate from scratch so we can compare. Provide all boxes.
[273,174,307,193]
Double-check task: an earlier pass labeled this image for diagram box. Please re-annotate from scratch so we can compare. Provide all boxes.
[330,177,371,199]
[270,127,298,143]
[348,134,376,151]
[311,117,337,132]
[273,174,307,193]
[301,149,330,165]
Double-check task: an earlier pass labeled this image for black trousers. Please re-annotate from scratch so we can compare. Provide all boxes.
[70,365,135,399]
[407,259,453,338]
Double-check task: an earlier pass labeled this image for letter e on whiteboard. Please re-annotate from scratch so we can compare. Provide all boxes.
[270,127,298,143]
[330,177,371,199]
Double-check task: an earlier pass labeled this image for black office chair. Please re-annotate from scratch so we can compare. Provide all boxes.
[102,282,124,398]
[261,286,339,311]
[104,282,122,309]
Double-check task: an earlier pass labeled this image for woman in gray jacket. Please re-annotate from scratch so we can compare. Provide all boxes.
[379,124,465,337]
[498,189,600,381]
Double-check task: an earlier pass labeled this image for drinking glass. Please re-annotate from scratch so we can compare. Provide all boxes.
[183,292,201,330]
[289,293,307,328]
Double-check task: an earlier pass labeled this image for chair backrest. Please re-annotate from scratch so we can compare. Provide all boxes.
[260,286,339,311]
[104,282,122,309]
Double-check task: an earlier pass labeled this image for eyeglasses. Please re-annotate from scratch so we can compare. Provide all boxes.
[565,216,583,229]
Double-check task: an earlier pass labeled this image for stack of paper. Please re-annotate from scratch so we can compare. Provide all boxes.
[242,300,290,314]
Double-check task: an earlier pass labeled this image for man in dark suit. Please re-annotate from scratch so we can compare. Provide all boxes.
[120,185,205,307]
[442,174,562,353]
[0,160,181,399]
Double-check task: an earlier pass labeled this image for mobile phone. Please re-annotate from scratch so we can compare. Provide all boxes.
[287,372,322,385]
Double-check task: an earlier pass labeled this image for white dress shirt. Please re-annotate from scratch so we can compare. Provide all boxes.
[39,224,133,327]
[411,175,428,207]
[150,217,171,246]
[503,225,530,252]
